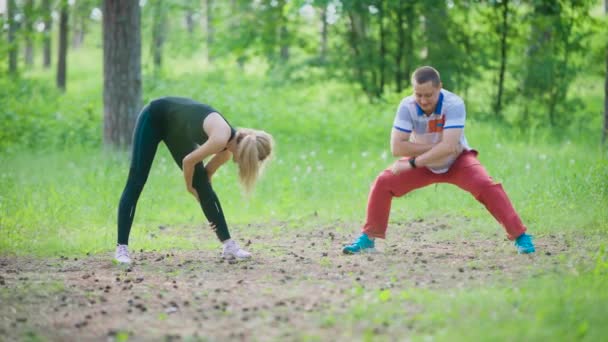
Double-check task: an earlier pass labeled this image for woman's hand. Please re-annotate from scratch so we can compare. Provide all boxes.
[187,186,199,202]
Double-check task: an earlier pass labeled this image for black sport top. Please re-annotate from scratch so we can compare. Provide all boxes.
[152,96,236,145]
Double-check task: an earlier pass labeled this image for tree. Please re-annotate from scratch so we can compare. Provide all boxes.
[318,2,329,63]
[151,0,168,73]
[7,0,18,74]
[203,0,214,62]
[23,0,35,66]
[520,0,595,128]
[42,0,52,68]
[493,0,510,118]
[184,0,198,36]
[604,0,608,144]
[56,0,69,91]
[103,0,142,147]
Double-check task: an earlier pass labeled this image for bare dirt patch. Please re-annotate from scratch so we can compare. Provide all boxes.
[0,218,589,341]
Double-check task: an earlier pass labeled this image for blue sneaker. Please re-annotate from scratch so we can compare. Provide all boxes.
[514,233,535,254]
[343,233,375,254]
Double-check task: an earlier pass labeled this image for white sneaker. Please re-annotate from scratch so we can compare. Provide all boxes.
[222,239,251,260]
[115,244,132,264]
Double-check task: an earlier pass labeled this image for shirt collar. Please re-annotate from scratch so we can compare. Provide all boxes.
[416,91,444,116]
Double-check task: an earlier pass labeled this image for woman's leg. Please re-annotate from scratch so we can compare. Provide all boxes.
[164,139,231,242]
[117,107,163,245]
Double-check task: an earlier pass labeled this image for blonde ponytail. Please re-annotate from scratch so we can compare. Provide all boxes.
[234,128,274,194]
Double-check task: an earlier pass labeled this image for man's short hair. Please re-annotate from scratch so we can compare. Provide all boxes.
[412,66,441,87]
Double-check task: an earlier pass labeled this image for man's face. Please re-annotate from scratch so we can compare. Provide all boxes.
[413,81,442,114]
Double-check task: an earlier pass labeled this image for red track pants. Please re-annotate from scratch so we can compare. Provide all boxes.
[362,150,527,240]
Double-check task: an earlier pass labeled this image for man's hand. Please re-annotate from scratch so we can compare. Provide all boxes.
[391,159,411,175]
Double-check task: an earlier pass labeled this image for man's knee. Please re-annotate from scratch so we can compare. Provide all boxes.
[373,170,396,188]
[475,182,506,201]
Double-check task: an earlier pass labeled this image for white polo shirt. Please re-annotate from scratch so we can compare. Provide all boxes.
[393,89,470,174]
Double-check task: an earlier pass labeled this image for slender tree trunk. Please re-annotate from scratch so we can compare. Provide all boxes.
[548,11,575,127]
[603,0,608,144]
[278,0,289,62]
[103,0,142,147]
[279,26,289,62]
[378,1,386,97]
[494,0,509,118]
[205,0,214,62]
[56,1,69,91]
[152,0,167,72]
[185,0,195,35]
[42,0,52,68]
[395,2,404,92]
[319,5,328,63]
[72,16,85,49]
[24,0,35,66]
[25,42,34,66]
[8,0,18,74]
[185,12,194,34]
[347,11,371,100]
[404,3,415,87]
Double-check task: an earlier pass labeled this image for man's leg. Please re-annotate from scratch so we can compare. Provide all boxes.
[362,163,439,239]
[445,151,527,241]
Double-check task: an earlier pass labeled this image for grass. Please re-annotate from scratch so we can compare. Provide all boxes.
[311,271,608,341]
[1,45,607,341]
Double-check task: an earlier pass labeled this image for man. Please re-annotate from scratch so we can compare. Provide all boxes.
[343,66,535,255]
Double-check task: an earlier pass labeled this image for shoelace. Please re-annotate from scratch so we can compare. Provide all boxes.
[117,246,129,257]
[354,235,367,245]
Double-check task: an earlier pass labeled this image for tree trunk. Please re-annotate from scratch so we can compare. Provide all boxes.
[103,0,142,148]
[395,2,404,92]
[603,0,608,144]
[24,0,35,66]
[8,0,18,74]
[56,1,69,91]
[278,0,289,62]
[42,0,52,68]
[72,16,85,49]
[279,25,289,62]
[205,0,214,62]
[185,9,194,35]
[347,11,371,100]
[494,0,509,118]
[404,4,415,87]
[152,0,167,72]
[319,5,328,63]
[377,1,386,97]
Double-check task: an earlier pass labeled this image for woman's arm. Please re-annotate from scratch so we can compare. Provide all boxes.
[205,149,232,182]
[182,113,231,200]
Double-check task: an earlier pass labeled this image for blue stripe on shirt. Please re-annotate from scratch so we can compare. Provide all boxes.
[394,126,412,133]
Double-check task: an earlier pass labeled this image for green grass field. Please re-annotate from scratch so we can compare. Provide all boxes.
[1,47,607,341]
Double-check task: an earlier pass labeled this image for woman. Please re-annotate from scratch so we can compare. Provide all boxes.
[115,97,274,264]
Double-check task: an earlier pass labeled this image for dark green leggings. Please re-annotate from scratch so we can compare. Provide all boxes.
[117,104,231,245]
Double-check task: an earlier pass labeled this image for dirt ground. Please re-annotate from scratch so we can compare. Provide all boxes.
[0,218,578,341]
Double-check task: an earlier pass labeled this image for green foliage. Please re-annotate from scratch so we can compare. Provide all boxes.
[0,76,100,152]
[0,58,605,256]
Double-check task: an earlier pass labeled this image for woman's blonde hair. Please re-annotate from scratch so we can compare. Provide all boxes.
[234,128,274,194]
